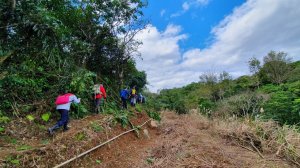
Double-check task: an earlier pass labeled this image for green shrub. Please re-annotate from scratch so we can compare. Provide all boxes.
[262,91,298,125]
[227,93,264,117]
[260,81,300,125]
[198,97,216,117]
[0,115,10,124]
[75,132,86,141]
[69,69,96,117]
[147,110,161,121]
[26,115,35,122]
[114,112,130,127]
[90,121,103,132]
[173,99,188,114]
[5,155,20,166]
[41,113,51,122]
[135,104,143,113]
[259,84,281,93]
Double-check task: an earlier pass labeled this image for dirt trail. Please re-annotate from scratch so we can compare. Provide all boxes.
[74,111,294,168]
[0,111,296,168]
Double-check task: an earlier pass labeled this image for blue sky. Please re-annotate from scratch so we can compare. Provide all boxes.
[135,0,300,92]
[143,0,245,50]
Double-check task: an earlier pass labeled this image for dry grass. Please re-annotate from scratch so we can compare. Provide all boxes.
[214,116,300,166]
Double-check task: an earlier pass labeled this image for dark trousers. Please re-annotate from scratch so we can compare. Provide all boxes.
[56,109,69,129]
[94,98,104,113]
[121,97,127,109]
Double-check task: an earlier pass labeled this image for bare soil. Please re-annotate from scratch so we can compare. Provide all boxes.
[0,111,296,168]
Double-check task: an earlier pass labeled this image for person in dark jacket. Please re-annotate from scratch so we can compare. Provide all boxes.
[120,88,129,109]
[48,90,81,135]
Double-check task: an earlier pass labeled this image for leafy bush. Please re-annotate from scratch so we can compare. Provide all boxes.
[0,114,10,124]
[198,97,216,117]
[75,132,87,141]
[227,92,264,117]
[5,155,20,166]
[90,122,103,132]
[233,75,253,92]
[261,81,300,125]
[69,69,96,117]
[26,115,35,122]
[147,110,161,121]
[262,91,297,125]
[287,61,300,82]
[174,99,188,114]
[114,111,131,127]
[41,113,51,122]
[259,84,281,93]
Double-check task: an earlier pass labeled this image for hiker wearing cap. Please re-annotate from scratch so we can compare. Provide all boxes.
[120,88,129,109]
[93,84,107,113]
[48,90,81,135]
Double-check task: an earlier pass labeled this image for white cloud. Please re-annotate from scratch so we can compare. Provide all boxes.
[135,25,188,91]
[136,0,300,92]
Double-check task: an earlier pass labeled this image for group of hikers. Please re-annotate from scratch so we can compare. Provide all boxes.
[48,84,145,135]
[120,86,145,109]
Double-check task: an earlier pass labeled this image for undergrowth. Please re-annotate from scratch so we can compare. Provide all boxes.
[215,116,300,166]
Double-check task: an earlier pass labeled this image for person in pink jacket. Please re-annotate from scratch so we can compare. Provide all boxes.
[48,90,80,135]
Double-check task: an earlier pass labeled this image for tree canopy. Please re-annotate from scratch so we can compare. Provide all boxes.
[0,0,148,117]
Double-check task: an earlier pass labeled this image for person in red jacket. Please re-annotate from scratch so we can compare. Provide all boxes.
[93,84,107,113]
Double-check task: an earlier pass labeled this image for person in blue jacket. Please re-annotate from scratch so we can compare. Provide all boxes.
[48,90,81,135]
[120,88,129,109]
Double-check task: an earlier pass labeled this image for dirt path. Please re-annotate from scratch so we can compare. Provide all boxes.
[75,111,294,168]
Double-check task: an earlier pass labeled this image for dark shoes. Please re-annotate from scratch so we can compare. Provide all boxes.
[63,126,69,132]
[48,126,69,135]
[48,124,60,135]
[48,128,54,135]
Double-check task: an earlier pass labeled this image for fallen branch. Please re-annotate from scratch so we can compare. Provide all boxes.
[53,119,152,168]
[234,142,256,153]
[246,133,264,159]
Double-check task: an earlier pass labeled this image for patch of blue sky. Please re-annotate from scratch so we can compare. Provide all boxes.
[142,0,246,51]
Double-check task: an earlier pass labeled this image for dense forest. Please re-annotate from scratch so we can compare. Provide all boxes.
[0,0,152,131]
[154,51,300,126]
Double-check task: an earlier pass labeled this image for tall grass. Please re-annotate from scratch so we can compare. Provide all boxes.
[215,117,300,166]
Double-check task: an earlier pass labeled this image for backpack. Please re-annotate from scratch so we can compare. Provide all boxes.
[55,93,73,105]
[93,84,101,94]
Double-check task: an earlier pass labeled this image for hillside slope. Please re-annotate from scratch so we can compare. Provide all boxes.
[0,111,296,168]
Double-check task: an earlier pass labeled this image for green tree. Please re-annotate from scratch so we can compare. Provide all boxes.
[199,71,218,85]
[248,57,261,74]
[0,0,147,117]
[260,51,291,84]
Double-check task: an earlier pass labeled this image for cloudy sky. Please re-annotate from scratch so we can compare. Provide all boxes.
[135,0,300,92]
